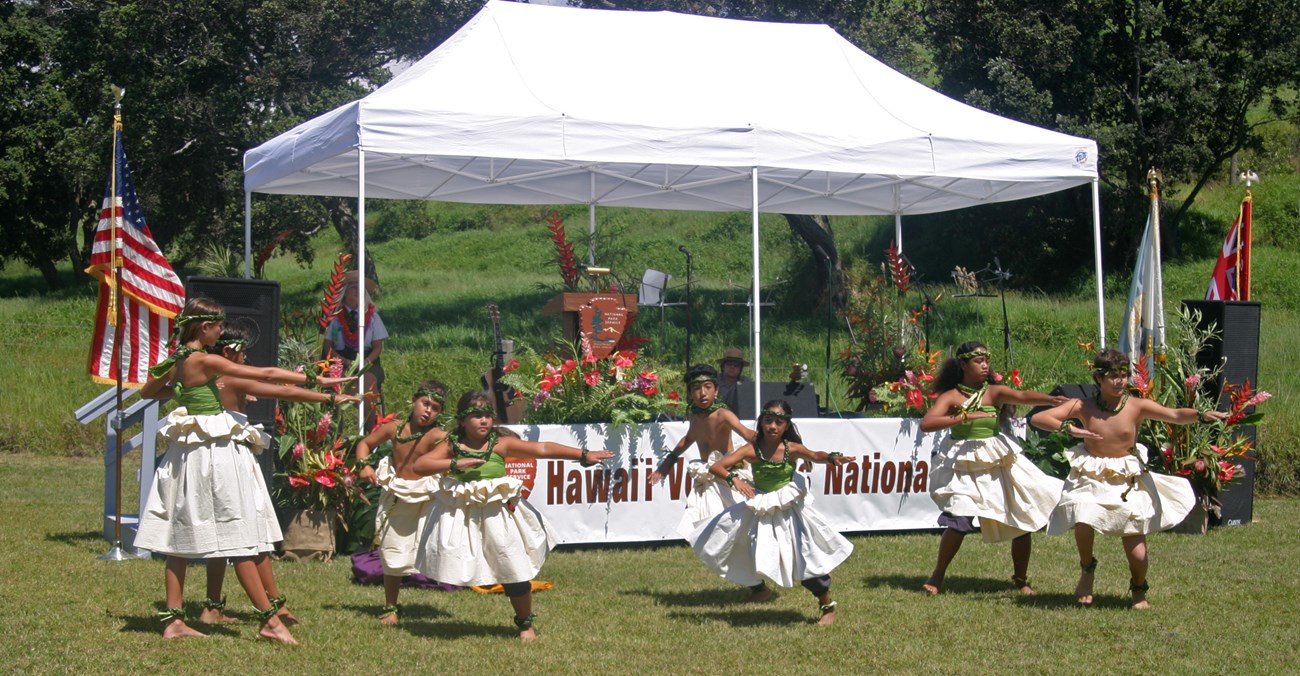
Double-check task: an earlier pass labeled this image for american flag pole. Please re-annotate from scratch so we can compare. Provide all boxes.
[102,89,130,559]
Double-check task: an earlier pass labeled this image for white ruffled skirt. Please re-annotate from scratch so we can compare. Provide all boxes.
[374,457,439,575]
[135,408,280,558]
[1047,445,1196,536]
[415,476,555,587]
[688,473,854,588]
[675,451,752,539]
[929,433,1064,542]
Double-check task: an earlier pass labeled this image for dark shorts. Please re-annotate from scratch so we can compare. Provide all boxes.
[937,512,978,534]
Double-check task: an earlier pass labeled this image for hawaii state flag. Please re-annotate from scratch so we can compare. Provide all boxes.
[1119,187,1165,374]
[1205,194,1252,301]
[85,128,185,386]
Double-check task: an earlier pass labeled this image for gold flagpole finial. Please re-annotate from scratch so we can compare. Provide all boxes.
[1145,168,1162,200]
[1239,170,1258,189]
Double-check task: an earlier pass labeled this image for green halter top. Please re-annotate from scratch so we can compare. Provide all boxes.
[174,379,224,416]
[752,440,796,493]
[449,432,506,481]
[950,405,999,440]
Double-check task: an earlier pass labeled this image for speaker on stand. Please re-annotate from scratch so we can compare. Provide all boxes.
[1182,300,1260,527]
[186,277,283,484]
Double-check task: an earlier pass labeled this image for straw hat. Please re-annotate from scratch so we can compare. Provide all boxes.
[719,347,749,367]
[342,270,379,295]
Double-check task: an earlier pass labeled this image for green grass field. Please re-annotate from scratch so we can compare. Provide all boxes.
[4,453,1297,673]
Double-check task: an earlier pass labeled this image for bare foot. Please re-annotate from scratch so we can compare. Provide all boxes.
[744,586,774,604]
[1130,581,1150,610]
[818,607,837,626]
[276,607,301,626]
[518,626,538,641]
[1075,571,1095,606]
[198,608,238,624]
[161,618,207,639]
[379,612,398,626]
[921,579,941,595]
[258,616,299,645]
[1011,576,1038,596]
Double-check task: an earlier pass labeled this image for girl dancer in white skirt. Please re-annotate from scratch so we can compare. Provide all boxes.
[1031,348,1226,608]
[137,298,351,643]
[413,391,613,640]
[186,320,355,627]
[920,342,1067,596]
[688,400,854,626]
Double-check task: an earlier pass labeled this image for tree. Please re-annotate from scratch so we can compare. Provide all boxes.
[923,0,1300,259]
[2,0,480,290]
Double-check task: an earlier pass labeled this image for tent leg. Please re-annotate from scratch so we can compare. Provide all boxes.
[357,150,367,424]
[751,168,761,417]
[243,191,252,279]
[1091,179,1106,347]
[894,212,903,254]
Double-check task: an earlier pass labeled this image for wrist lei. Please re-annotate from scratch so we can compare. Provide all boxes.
[303,369,318,388]
[579,447,596,467]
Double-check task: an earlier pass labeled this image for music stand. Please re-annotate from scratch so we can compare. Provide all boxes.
[638,269,686,353]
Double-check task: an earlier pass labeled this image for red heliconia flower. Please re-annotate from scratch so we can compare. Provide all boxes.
[504,359,520,373]
[1010,368,1022,387]
[372,411,398,433]
[314,469,338,488]
[275,405,287,434]
[324,451,343,469]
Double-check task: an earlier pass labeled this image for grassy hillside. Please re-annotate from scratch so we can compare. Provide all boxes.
[5,179,1298,493]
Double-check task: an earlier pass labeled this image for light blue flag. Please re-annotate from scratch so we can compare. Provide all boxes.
[1118,199,1165,379]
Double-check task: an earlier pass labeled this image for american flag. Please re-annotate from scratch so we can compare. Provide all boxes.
[85,128,185,386]
[1205,195,1252,301]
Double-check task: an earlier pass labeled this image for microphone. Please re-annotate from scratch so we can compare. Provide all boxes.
[678,245,692,257]
[578,263,610,276]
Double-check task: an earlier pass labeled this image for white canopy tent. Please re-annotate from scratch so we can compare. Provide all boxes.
[244,0,1106,416]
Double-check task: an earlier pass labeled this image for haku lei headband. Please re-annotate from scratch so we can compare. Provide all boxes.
[957,348,990,360]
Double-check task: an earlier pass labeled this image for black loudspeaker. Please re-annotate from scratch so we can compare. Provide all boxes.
[1182,300,1261,527]
[736,381,820,419]
[185,276,282,428]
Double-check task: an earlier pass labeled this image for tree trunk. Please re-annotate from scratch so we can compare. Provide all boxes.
[782,214,840,306]
[35,256,63,290]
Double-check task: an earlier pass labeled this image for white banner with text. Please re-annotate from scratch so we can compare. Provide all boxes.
[504,418,945,545]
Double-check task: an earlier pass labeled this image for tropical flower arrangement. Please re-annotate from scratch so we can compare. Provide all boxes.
[869,348,939,416]
[1136,308,1267,512]
[501,335,681,425]
[839,242,941,412]
[272,355,368,511]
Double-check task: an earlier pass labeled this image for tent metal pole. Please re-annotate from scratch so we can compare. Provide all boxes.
[589,174,597,266]
[1091,178,1106,347]
[894,212,903,254]
[244,190,252,279]
[751,167,761,417]
[357,149,367,423]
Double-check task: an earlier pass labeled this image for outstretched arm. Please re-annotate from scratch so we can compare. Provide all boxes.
[225,377,359,405]
[988,385,1069,408]
[1137,398,1229,425]
[722,410,760,444]
[789,442,853,466]
[498,437,614,464]
[197,353,353,388]
[1029,399,1103,441]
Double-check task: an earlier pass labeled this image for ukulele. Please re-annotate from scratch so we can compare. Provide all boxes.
[482,302,519,423]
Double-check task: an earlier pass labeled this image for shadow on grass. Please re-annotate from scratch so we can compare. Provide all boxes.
[1013,591,1138,611]
[401,619,518,640]
[667,607,808,627]
[115,603,246,637]
[619,586,738,608]
[45,530,104,550]
[328,602,454,623]
[861,573,1021,596]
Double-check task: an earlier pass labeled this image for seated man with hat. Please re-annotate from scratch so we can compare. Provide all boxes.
[717,347,751,412]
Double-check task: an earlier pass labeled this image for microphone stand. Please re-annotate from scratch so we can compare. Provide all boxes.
[992,257,1015,369]
[815,246,834,409]
[679,246,693,371]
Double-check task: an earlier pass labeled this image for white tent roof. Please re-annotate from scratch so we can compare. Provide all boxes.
[243,0,1097,215]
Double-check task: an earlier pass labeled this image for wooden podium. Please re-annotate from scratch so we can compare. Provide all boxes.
[542,292,638,357]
